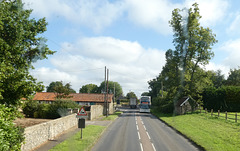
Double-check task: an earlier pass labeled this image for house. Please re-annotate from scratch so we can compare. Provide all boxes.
[32,92,114,114]
[175,96,197,115]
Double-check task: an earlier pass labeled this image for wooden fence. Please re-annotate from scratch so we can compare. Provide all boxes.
[197,108,240,123]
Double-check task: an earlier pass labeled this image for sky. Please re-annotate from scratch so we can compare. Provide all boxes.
[22,0,240,97]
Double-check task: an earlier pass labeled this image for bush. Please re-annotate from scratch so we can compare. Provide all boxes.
[22,100,38,118]
[202,86,240,111]
[0,104,24,151]
[47,99,80,119]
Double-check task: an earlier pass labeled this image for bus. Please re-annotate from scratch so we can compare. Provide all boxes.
[139,96,151,113]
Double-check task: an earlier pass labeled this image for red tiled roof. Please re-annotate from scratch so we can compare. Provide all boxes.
[33,92,113,103]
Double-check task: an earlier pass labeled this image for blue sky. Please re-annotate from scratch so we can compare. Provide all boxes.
[23,0,240,97]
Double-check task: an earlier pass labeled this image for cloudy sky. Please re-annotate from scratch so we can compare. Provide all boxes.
[23,0,240,97]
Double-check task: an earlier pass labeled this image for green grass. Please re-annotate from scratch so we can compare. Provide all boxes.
[100,111,122,121]
[49,112,122,151]
[152,110,240,151]
[49,125,106,151]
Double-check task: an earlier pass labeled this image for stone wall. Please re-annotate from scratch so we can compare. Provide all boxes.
[21,114,78,151]
[90,105,103,120]
[21,105,106,151]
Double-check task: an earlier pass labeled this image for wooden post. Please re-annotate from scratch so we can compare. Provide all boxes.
[235,113,237,123]
[211,109,213,117]
[218,110,220,118]
[225,111,227,120]
[200,108,201,114]
[205,108,207,114]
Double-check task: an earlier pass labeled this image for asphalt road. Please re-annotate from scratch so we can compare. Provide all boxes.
[91,107,199,151]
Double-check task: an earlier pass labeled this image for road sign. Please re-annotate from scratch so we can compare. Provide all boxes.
[76,107,88,119]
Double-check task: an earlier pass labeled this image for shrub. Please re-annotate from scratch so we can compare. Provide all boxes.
[0,104,24,151]
[46,99,80,119]
[22,100,38,118]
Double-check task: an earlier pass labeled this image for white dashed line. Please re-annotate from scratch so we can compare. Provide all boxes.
[143,125,146,130]
[140,143,143,151]
[138,131,141,140]
[146,132,151,140]
[136,125,139,130]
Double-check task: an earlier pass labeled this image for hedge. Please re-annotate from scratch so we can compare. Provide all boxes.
[202,86,240,112]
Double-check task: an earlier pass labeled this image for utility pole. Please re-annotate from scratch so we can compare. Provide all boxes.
[106,69,109,117]
[104,66,107,116]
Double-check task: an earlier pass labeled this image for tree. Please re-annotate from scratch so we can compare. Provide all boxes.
[0,0,54,106]
[79,84,98,93]
[168,3,217,97]
[126,91,137,99]
[226,67,240,86]
[208,70,225,88]
[98,81,123,97]
[46,81,76,98]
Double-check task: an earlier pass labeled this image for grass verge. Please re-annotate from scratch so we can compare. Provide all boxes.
[100,111,122,121]
[49,125,105,151]
[50,112,122,151]
[152,110,240,151]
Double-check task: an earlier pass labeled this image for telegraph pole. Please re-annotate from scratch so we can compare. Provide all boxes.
[106,69,109,117]
[104,66,107,116]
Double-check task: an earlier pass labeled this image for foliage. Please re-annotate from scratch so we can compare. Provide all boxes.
[47,99,80,119]
[98,81,123,98]
[141,92,149,96]
[22,100,39,118]
[126,91,137,99]
[148,3,217,113]
[0,104,24,151]
[46,81,76,98]
[225,67,240,86]
[79,84,98,93]
[0,0,54,105]
[202,86,240,111]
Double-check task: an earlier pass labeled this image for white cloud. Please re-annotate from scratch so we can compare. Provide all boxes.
[219,39,240,68]
[227,12,240,35]
[33,37,165,96]
[125,0,182,35]
[205,62,230,78]
[23,0,124,32]
[185,0,229,27]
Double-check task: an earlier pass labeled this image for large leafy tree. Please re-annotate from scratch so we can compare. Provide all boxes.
[47,81,76,98]
[226,67,240,86]
[98,81,123,98]
[126,91,137,99]
[0,1,54,149]
[0,0,54,106]
[79,84,98,93]
[168,3,217,97]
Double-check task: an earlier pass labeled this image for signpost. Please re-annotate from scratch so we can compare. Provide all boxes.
[76,107,88,139]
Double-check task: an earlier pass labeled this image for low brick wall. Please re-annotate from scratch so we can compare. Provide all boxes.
[21,114,78,151]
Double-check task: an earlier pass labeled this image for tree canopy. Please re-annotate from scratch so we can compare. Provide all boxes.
[98,81,123,98]
[126,91,137,99]
[46,81,76,98]
[79,84,98,93]
[0,0,54,106]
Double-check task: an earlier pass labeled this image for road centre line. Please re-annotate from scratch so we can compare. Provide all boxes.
[143,125,146,130]
[138,131,141,140]
[136,125,139,130]
[146,132,151,140]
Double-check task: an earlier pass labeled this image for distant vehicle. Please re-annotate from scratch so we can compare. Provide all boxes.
[139,96,151,113]
[129,98,137,109]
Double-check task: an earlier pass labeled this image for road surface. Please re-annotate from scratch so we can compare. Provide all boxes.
[92,107,199,151]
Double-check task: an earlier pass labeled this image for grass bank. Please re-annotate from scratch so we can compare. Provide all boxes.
[50,112,122,151]
[152,110,240,151]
